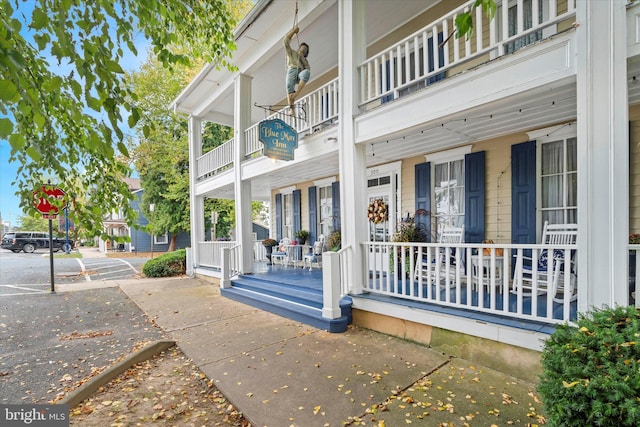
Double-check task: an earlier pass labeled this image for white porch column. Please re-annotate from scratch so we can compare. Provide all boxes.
[576,0,629,308]
[188,116,204,268]
[338,0,367,294]
[234,73,254,274]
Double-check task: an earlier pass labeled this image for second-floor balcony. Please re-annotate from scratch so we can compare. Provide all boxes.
[191,0,585,182]
[186,0,640,189]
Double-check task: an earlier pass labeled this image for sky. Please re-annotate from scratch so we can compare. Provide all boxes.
[0,3,149,229]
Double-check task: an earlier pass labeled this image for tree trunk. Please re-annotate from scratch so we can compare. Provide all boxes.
[168,234,177,252]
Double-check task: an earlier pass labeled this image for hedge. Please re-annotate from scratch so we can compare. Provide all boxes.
[142,249,187,277]
[538,305,640,426]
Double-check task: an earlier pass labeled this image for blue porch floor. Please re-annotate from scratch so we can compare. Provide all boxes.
[219,262,570,335]
[221,262,352,333]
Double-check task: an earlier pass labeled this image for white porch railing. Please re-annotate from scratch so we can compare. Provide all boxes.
[195,138,234,182]
[362,241,579,325]
[631,245,639,308]
[322,245,351,320]
[244,78,339,158]
[197,241,237,268]
[359,0,576,107]
[221,244,241,288]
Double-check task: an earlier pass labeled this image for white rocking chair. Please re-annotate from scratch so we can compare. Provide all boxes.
[303,235,325,271]
[512,221,578,302]
[414,225,465,285]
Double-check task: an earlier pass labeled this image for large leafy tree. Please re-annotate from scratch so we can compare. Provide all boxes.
[16,213,48,232]
[128,1,252,250]
[0,0,236,239]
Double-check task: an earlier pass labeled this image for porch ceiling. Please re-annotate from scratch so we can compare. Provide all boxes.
[172,0,441,126]
[359,79,579,164]
[198,150,340,202]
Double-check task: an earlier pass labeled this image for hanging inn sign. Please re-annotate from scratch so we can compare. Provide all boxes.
[259,118,298,161]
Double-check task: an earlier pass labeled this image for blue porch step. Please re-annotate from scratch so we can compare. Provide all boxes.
[221,274,352,333]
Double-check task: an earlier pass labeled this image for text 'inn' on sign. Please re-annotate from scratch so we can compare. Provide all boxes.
[259,118,298,161]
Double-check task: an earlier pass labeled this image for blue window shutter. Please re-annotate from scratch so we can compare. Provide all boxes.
[511,141,537,243]
[414,162,431,242]
[332,181,340,231]
[308,186,317,243]
[293,189,301,235]
[464,151,486,243]
[275,194,282,241]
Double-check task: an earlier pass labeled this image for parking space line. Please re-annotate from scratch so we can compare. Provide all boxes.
[0,285,48,296]
[75,258,91,282]
[117,258,139,274]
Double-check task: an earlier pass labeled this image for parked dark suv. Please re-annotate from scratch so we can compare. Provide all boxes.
[1,232,74,253]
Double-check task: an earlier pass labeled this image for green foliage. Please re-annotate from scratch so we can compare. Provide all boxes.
[128,0,252,246]
[294,229,309,241]
[455,0,497,40]
[327,230,341,251]
[538,306,640,427]
[262,238,277,247]
[16,213,49,232]
[142,249,186,277]
[1,0,238,239]
[393,220,427,243]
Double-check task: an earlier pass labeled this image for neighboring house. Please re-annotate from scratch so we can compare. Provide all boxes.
[101,178,190,253]
[128,189,191,253]
[171,0,640,375]
[100,178,141,253]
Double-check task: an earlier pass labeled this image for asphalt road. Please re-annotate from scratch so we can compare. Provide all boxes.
[0,248,166,404]
[0,285,166,404]
[0,250,149,295]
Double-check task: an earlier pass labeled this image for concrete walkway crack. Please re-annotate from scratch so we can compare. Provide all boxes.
[343,355,455,426]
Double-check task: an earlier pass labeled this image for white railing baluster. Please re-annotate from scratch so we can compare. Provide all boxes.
[442,20,449,67]
[361,240,578,325]
[475,4,483,53]
[358,0,576,106]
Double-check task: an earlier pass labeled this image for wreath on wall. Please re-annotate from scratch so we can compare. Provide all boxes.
[367,199,388,224]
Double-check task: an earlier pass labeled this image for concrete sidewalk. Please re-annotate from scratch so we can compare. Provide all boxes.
[77,246,107,258]
[118,277,546,426]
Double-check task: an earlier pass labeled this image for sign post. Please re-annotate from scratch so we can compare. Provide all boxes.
[33,183,67,293]
[211,211,218,241]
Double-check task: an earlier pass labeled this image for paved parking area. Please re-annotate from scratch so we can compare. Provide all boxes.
[0,285,165,404]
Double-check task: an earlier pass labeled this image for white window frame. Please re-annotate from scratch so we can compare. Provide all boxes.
[528,123,577,235]
[154,233,168,245]
[426,146,471,238]
[314,177,336,239]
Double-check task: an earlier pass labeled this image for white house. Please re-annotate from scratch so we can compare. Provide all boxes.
[171,0,640,379]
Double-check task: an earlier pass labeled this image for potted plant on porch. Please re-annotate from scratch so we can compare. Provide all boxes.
[294,229,309,245]
[391,219,427,277]
[262,238,277,265]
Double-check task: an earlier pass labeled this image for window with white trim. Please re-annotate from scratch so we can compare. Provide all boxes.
[154,233,168,245]
[283,193,293,240]
[318,185,333,238]
[539,135,577,225]
[433,159,465,235]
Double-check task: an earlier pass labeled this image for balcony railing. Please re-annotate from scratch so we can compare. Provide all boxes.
[196,138,234,182]
[361,241,579,325]
[245,78,339,158]
[359,0,576,107]
[197,241,237,268]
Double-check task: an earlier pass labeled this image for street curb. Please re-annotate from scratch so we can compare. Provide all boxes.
[59,339,176,408]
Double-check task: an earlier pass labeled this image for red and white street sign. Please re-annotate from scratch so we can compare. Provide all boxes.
[33,185,67,217]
